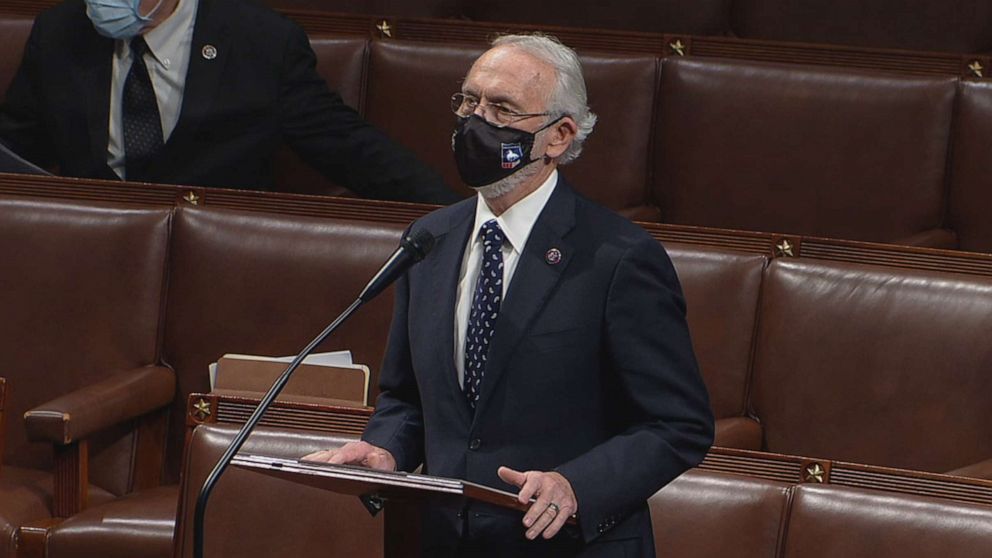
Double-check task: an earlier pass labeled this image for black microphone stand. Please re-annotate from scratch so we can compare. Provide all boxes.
[192,297,361,558]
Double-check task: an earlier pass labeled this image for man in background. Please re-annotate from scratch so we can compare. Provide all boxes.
[306,34,714,556]
[0,0,459,204]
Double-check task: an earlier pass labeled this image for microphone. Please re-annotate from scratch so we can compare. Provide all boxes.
[193,228,435,558]
[359,228,436,302]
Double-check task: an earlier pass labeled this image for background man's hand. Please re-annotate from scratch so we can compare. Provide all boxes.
[302,441,397,471]
[497,466,577,540]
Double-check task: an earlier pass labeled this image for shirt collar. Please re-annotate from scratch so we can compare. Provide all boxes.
[119,0,199,67]
[472,169,559,254]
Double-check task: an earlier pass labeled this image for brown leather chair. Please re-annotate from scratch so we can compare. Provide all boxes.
[0,16,32,102]
[666,243,766,449]
[363,40,660,218]
[40,206,405,558]
[0,198,173,558]
[653,57,958,247]
[160,207,404,481]
[782,483,992,557]
[649,469,790,557]
[363,39,482,202]
[732,0,992,52]
[947,80,992,253]
[171,424,382,558]
[750,258,992,476]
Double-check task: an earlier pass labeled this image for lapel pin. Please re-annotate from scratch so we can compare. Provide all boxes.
[202,45,218,60]
[545,248,562,265]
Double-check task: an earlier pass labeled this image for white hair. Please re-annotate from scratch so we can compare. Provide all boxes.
[491,34,597,165]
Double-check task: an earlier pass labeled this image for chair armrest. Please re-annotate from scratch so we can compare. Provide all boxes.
[945,458,992,480]
[24,366,175,445]
[892,228,958,249]
[713,416,763,450]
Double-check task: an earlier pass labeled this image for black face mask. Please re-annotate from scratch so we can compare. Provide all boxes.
[451,115,559,188]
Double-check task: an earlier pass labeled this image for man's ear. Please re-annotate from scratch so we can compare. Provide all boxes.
[543,116,578,160]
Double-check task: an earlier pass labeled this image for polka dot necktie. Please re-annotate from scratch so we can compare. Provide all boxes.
[463,219,505,409]
[123,36,164,182]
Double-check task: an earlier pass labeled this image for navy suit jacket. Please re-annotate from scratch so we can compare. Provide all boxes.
[0,0,458,204]
[363,178,714,556]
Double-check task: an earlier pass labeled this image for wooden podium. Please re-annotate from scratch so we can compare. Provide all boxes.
[232,455,573,557]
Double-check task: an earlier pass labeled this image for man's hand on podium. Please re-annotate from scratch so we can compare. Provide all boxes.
[302,441,397,471]
[497,466,577,541]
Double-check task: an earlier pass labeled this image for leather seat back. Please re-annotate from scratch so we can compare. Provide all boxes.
[653,57,956,243]
[783,484,992,557]
[364,40,660,218]
[160,207,404,481]
[732,0,992,52]
[751,258,992,472]
[667,244,766,420]
[649,469,790,557]
[174,423,382,558]
[0,198,171,495]
[364,40,482,201]
[947,80,992,252]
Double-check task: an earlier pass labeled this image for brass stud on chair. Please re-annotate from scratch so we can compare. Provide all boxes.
[775,239,795,257]
[376,20,393,38]
[968,60,984,77]
[192,398,212,422]
[668,39,687,56]
[803,462,827,483]
[183,191,200,206]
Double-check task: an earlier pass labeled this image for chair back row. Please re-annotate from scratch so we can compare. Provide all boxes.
[3,15,992,251]
[3,176,992,491]
[8,0,992,53]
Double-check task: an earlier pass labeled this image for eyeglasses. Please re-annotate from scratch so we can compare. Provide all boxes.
[450,92,551,127]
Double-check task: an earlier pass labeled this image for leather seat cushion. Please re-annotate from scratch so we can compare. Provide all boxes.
[0,467,115,557]
[46,485,178,558]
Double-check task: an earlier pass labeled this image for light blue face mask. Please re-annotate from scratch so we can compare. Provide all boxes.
[85,0,165,40]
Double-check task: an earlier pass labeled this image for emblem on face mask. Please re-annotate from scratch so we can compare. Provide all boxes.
[501,143,524,169]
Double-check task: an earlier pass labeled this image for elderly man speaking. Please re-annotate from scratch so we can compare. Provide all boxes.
[305,34,714,557]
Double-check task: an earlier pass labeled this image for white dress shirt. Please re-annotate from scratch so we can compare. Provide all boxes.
[107,0,199,179]
[454,170,559,388]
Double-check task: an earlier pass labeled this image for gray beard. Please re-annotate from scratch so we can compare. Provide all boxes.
[475,161,541,199]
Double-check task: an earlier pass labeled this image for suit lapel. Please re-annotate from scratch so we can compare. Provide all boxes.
[422,203,476,424]
[150,0,231,175]
[72,30,114,172]
[473,183,577,419]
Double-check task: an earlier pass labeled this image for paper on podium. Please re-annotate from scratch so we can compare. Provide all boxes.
[231,455,575,524]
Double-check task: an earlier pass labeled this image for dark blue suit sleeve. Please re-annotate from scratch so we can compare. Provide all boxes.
[555,237,714,542]
[276,24,460,205]
[0,19,54,169]
[360,271,426,472]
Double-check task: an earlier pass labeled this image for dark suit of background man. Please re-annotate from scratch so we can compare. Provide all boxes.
[305,34,714,557]
[0,0,459,204]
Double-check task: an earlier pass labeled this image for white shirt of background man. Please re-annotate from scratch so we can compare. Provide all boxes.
[107,0,199,179]
[453,169,559,388]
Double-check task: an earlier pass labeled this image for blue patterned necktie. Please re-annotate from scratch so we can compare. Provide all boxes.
[463,219,505,409]
[123,36,164,181]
